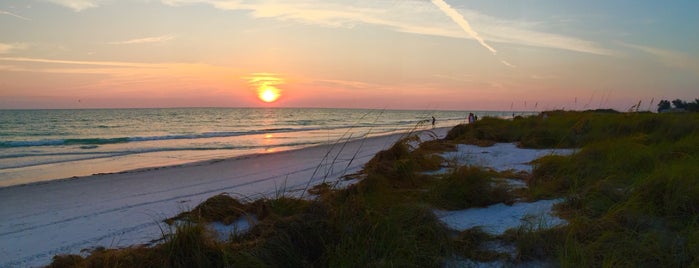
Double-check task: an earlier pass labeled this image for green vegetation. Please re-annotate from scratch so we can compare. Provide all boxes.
[48,110,699,267]
[428,166,514,210]
[446,110,699,266]
[658,98,699,112]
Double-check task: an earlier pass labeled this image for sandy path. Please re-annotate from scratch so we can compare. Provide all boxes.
[0,128,448,267]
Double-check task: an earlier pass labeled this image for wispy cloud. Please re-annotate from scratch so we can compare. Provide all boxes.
[311,79,375,91]
[45,0,102,12]
[243,73,286,99]
[431,0,496,54]
[244,72,285,86]
[0,44,14,54]
[0,43,27,54]
[43,0,614,56]
[529,74,559,80]
[618,41,699,74]
[430,0,520,68]
[109,35,176,45]
[431,74,474,83]
[0,9,31,20]
[500,60,516,68]
[0,56,247,94]
[160,0,614,56]
[0,57,162,67]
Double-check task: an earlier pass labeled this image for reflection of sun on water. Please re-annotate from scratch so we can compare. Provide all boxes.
[263,134,276,152]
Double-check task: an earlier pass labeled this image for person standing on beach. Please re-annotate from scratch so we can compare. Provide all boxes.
[431,116,436,128]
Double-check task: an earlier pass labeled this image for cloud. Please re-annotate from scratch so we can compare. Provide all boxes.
[244,72,284,85]
[159,0,614,56]
[0,9,31,20]
[311,79,375,91]
[431,0,496,54]
[0,44,14,54]
[0,56,161,67]
[161,0,245,10]
[0,43,27,54]
[243,73,286,100]
[529,74,559,80]
[500,60,516,68]
[45,0,102,12]
[618,41,699,74]
[481,24,616,56]
[0,56,248,95]
[430,0,520,68]
[431,74,474,83]
[109,35,176,45]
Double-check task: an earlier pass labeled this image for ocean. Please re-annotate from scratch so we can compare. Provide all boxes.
[0,108,516,187]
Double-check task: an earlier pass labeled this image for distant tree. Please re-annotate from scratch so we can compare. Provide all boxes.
[687,99,699,112]
[657,100,671,112]
[672,99,687,109]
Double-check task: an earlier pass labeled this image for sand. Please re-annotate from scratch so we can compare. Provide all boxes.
[0,128,450,268]
[0,126,579,267]
[432,143,576,235]
[434,199,566,235]
[439,143,577,173]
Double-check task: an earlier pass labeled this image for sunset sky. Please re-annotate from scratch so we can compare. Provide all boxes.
[1,0,697,111]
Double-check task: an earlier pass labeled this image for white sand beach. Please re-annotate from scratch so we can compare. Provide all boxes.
[0,128,449,268]
[433,143,576,235]
[0,126,580,267]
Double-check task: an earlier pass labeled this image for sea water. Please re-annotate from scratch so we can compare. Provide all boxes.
[0,108,516,187]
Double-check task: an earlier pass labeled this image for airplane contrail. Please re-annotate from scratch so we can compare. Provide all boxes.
[431,0,496,54]
[500,60,516,68]
[0,10,31,21]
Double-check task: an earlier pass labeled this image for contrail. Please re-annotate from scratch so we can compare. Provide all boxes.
[0,10,31,21]
[500,60,516,68]
[431,0,496,54]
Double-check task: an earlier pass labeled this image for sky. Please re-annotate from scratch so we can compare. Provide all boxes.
[1,0,698,111]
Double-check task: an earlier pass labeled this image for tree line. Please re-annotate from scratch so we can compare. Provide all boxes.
[657,98,699,112]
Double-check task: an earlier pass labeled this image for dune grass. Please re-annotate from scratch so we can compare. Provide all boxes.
[447,110,699,266]
[428,165,514,210]
[48,110,699,267]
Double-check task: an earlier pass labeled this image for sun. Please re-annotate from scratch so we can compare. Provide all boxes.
[258,86,280,103]
[246,73,284,103]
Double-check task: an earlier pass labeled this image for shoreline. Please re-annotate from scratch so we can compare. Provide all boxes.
[0,127,450,190]
[0,127,451,267]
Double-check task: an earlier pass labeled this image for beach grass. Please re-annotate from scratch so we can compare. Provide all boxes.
[457,110,699,266]
[47,110,699,267]
[428,165,514,210]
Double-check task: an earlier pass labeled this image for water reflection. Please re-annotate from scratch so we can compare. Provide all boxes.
[262,133,276,153]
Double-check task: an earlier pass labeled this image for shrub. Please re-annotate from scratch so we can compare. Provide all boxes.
[163,221,223,268]
[503,225,566,262]
[47,254,85,268]
[429,166,512,210]
[328,204,451,267]
[167,193,246,224]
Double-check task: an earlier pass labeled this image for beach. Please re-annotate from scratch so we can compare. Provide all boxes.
[0,108,484,187]
[0,127,450,267]
[3,1,695,265]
